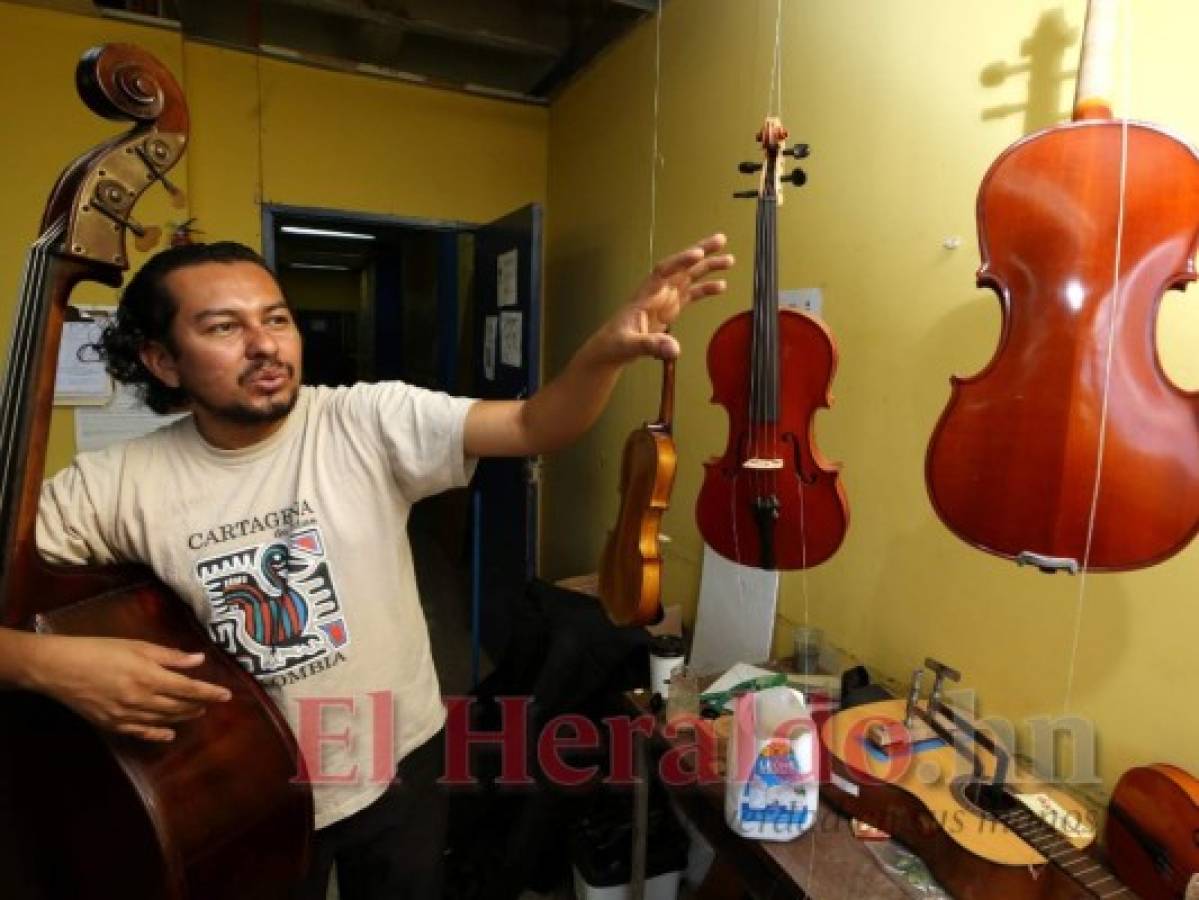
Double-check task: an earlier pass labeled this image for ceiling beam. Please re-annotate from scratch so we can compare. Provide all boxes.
[608,0,660,12]
[267,0,565,58]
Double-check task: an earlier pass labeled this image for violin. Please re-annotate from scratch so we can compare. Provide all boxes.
[695,117,848,571]
[1106,764,1199,900]
[0,45,311,898]
[926,0,1199,572]
[598,359,676,627]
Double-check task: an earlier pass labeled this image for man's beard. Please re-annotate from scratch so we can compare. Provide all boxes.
[197,388,299,425]
[188,361,300,425]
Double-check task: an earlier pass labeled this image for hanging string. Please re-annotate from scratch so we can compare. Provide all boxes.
[766,0,784,118]
[648,0,663,267]
[1063,0,1132,717]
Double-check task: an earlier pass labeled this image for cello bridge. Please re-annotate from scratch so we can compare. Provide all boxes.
[743,457,784,471]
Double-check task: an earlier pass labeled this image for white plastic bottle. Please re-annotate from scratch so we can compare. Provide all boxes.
[724,686,819,841]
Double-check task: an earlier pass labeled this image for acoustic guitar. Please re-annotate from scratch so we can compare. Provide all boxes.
[822,698,1135,898]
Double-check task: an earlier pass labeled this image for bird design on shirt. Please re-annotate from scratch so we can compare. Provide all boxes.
[197,525,348,677]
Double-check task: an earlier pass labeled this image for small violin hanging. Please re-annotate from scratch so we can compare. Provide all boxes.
[598,358,676,627]
[695,118,848,571]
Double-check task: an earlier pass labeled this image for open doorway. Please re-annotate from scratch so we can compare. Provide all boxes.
[261,202,543,695]
[263,204,480,694]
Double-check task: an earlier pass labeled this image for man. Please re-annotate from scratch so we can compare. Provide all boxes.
[0,233,732,899]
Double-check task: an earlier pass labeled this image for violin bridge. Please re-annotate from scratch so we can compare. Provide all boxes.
[743,457,784,470]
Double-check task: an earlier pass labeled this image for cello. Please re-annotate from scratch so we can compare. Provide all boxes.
[696,117,848,571]
[926,0,1199,572]
[598,359,676,627]
[0,45,311,898]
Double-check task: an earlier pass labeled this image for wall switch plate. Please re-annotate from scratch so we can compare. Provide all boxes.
[780,287,823,316]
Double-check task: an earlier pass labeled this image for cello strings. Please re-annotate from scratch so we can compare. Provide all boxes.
[1064,0,1133,717]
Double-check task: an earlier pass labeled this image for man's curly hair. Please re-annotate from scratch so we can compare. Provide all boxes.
[93,242,275,414]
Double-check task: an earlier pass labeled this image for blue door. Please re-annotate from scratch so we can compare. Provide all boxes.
[472,204,542,663]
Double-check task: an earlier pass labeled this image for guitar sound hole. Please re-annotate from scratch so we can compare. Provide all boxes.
[953,777,1018,818]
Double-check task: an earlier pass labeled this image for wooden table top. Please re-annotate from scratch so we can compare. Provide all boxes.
[624,686,907,900]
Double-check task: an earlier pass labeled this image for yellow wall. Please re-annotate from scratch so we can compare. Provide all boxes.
[544,0,1199,798]
[0,1,547,473]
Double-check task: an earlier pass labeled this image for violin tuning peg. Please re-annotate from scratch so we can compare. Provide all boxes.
[738,161,763,174]
[732,190,758,199]
[134,225,162,252]
[786,144,810,159]
[784,169,807,187]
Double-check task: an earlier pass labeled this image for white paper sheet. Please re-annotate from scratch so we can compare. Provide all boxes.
[499,310,522,367]
[54,318,112,406]
[688,545,779,676]
[75,382,188,453]
[497,248,518,307]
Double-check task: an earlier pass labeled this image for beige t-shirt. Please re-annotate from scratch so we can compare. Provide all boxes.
[37,382,477,828]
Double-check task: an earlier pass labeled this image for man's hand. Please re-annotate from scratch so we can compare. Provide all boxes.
[587,232,734,365]
[26,635,232,742]
[464,233,734,458]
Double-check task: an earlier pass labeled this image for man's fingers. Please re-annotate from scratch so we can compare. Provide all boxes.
[155,668,233,704]
[688,253,735,281]
[689,279,728,301]
[138,643,205,669]
[116,722,176,742]
[631,332,680,361]
[652,233,728,279]
[130,693,212,719]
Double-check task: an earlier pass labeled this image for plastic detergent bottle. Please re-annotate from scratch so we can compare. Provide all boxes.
[724,685,818,840]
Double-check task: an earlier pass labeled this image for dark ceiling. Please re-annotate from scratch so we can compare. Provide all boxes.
[70,0,655,102]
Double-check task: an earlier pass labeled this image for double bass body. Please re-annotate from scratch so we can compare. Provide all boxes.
[927,119,1199,571]
[0,44,311,899]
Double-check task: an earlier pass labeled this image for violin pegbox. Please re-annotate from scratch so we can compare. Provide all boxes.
[735,117,810,203]
[59,44,189,271]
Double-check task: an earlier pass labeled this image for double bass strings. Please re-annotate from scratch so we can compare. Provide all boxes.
[0,221,64,519]
[1065,0,1134,720]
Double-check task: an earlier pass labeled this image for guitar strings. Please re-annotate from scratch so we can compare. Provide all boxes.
[1064,0,1133,719]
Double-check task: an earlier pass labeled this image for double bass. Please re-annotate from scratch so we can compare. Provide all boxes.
[696,117,848,571]
[0,45,311,898]
[926,0,1199,572]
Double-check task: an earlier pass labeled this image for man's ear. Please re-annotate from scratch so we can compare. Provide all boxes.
[139,341,181,388]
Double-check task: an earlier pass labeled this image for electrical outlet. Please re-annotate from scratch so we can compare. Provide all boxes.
[780,287,823,317]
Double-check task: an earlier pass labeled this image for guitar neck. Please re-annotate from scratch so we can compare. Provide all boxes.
[996,801,1134,898]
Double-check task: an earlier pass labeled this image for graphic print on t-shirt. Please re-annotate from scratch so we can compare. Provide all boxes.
[197,525,350,679]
